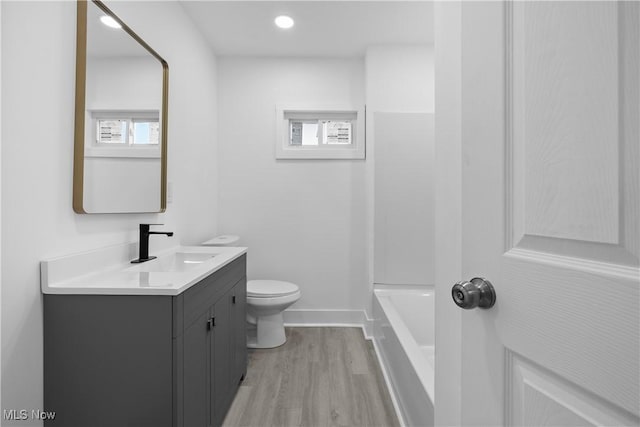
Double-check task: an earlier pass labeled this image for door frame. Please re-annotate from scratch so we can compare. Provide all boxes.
[0,0,4,413]
[434,2,463,425]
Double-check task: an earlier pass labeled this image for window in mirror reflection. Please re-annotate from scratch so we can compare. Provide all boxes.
[97,119,127,144]
[132,120,159,145]
[93,112,159,146]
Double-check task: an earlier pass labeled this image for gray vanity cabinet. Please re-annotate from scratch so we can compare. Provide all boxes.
[183,309,211,427]
[183,284,241,427]
[44,255,247,427]
[231,279,247,389]
[211,293,231,427]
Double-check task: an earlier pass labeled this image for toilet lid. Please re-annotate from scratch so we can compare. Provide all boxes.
[247,280,299,298]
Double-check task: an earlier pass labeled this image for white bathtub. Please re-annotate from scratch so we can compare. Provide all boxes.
[373,286,434,427]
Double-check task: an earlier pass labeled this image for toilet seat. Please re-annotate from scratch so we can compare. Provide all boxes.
[247,280,299,298]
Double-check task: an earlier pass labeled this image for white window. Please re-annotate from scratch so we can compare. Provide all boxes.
[276,106,365,159]
[289,120,353,146]
[322,120,352,145]
[93,111,159,146]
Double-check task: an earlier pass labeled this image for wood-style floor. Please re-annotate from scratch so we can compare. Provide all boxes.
[223,327,400,427]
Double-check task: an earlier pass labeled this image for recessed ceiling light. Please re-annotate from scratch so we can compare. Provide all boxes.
[100,15,122,29]
[274,15,294,29]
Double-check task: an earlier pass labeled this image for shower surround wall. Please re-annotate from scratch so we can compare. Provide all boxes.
[367,45,435,287]
[1,1,219,423]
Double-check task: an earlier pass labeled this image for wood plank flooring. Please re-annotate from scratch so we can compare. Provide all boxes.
[223,327,400,427]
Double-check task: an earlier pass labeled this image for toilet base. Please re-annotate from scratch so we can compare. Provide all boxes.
[246,312,287,349]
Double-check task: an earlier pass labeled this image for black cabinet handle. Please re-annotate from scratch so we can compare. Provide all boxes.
[207,317,216,330]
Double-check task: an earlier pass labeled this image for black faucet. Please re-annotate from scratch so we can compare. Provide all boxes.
[131,224,174,263]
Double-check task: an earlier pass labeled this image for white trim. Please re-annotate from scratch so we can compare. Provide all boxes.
[505,247,639,281]
[361,314,374,340]
[90,109,159,118]
[275,105,366,159]
[282,308,368,327]
[434,2,463,426]
[282,308,374,340]
[0,0,3,413]
[84,146,161,159]
[371,338,408,427]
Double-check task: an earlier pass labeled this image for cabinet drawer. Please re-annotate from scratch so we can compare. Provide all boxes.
[181,255,246,329]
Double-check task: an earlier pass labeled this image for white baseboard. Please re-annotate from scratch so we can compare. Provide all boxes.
[283,309,375,338]
[361,313,374,339]
[283,308,364,326]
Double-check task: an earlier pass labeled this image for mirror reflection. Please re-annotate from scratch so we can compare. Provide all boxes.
[74,0,168,214]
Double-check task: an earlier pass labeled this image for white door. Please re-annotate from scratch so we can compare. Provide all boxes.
[435,1,639,426]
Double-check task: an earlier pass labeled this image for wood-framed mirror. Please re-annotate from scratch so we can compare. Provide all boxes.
[73,0,168,213]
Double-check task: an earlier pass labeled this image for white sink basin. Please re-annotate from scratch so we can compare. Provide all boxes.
[129,252,216,273]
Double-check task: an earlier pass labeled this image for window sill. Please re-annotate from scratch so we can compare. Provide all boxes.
[84,146,161,159]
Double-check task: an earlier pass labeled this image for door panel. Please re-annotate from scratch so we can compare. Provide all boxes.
[501,255,638,417]
[509,1,639,264]
[458,1,639,425]
[512,2,622,246]
[509,354,638,426]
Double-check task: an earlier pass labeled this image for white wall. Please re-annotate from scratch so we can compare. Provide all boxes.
[217,57,370,316]
[1,1,217,423]
[366,45,435,286]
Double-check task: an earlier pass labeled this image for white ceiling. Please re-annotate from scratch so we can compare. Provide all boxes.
[179,1,433,57]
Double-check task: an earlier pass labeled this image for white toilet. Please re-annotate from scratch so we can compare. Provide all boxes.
[202,236,301,349]
[246,280,301,348]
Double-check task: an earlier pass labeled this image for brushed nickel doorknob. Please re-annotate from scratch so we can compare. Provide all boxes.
[451,277,496,309]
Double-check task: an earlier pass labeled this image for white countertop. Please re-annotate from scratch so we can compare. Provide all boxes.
[41,244,247,296]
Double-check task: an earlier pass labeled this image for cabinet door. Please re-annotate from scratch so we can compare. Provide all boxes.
[232,278,247,384]
[183,310,211,427]
[210,295,231,427]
